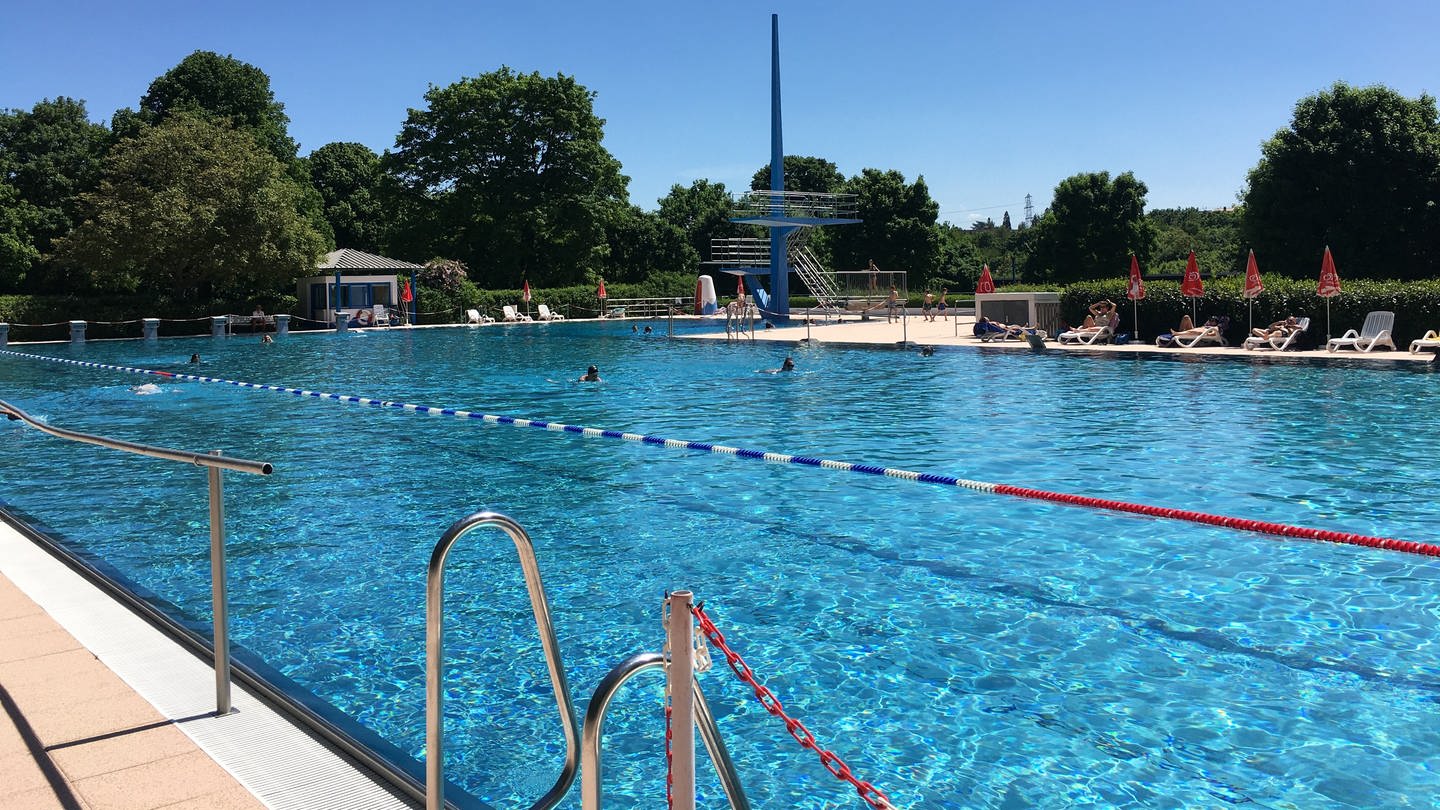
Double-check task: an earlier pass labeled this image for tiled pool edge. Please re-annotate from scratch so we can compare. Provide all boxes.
[0,512,416,810]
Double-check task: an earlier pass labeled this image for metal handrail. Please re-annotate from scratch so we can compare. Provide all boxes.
[425,512,580,810]
[581,653,750,810]
[0,398,272,715]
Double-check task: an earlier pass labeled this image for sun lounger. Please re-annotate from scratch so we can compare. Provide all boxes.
[537,304,565,321]
[502,305,533,323]
[1410,329,1440,354]
[465,309,494,325]
[1157,316,1229,348]
[1243,317,1309,351]
[1327,310,1396,353]
[1057,319,1117,345]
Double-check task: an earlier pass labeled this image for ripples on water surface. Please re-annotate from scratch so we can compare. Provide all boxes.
[1,322,1438,809]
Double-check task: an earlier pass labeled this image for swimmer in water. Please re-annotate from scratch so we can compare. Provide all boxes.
[579,365,601,382]
[131,383,162,395]
[759,357,795,374]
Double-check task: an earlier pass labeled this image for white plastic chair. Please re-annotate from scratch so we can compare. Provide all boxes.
[1243,317,1309,351]
[502,305,532,322]
[537,304,565,321]
[1165,316,1229,348]
[371,304,391,326]
[465,309,494,325]
[1057,318,1117,345]
[1410,329,1440,354]
[1327,311,1396,352]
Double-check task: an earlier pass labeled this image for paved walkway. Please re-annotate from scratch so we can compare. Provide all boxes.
[681,311,1437,365]
[0,572,264,810]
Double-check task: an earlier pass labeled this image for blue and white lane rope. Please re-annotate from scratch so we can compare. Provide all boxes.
[2,348,1434,558]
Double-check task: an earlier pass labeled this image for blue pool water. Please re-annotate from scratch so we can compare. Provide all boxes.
[2,322,1439,808]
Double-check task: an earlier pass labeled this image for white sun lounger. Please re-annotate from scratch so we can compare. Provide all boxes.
[465,308,494,325]
[537,304,565,321]
[1057,320,1116,345]
[1243,317,1309,351]
[502,305,533,322]
[1410,329,1440,354]
[1327,310,1396,353]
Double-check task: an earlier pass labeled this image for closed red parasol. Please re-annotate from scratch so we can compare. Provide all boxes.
[975,264,996,295]
[1317,246,1341,338]
[1243,249,1263,334]
[1180,250,1204,322]
[400,280,413,303]
[1126,254,1145,340]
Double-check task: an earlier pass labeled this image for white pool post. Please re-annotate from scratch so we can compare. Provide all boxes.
[667,591,696,810]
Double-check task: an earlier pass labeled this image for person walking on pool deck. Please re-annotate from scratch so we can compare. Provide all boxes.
[886,285,900,323]
[922,291,935,321]
[938,288,949,320]
[579,365,601,382]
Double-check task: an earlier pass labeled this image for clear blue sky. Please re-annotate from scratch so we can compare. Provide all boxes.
[4,1,1437,225]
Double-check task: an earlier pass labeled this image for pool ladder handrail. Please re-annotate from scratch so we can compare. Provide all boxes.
[426,511,580,810]
[581,652,751,810]
[0,398,272,717]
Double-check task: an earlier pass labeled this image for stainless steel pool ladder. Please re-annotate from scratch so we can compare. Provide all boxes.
[426,511,580,810]
[581,652,750,810]
[426,513,750,810]
[0,398,273,716]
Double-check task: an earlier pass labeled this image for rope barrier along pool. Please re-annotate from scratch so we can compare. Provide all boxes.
[3,347,1435,559]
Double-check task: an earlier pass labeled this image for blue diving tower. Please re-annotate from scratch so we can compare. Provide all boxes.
[715,14,860,321]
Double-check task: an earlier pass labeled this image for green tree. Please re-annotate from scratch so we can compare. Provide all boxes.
[385,67,629,288]
[0,183,41,288]
[1147,207,1243,278]
[138,51,298,164]
[54,115,325,300]
[0,97,111,288]
[826,169,940,287]
[751,155,844,193]
[1243,82,1440,280]
[1028,170,1155,283]
[306,142,386,252]
[602,206,698,283]
[656,179,746,262]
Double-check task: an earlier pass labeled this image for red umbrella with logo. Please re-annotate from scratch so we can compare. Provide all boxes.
[1242,249,1263,335]
[976,263,996,295]
[1126,254,1145,339]
[1316,245,1341,339]
[1180,250,1204,324]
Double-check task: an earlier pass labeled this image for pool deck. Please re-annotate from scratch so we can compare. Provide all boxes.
[675,311,1438,365]
[0,518,413,810]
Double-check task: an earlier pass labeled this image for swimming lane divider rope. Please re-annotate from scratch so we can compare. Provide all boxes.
[5,348,1436,559]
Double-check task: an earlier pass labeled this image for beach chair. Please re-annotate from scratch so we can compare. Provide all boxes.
[465,308,494,325]
[1327,310,1396,353]
[1057,318,1117,345]
[502,305,532,323]
[537,304,565,321]
[1162,316,1230,348]
[1243,317,1309,351]
[1410,329,1440,354]
[371,304,391,327]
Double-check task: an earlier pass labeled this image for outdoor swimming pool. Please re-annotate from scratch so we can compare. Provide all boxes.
[2,321,1438,809]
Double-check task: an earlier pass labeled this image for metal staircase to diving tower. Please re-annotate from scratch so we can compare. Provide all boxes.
[709,212,851,313]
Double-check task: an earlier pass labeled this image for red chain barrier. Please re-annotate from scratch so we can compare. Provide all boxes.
[691,604,897,809]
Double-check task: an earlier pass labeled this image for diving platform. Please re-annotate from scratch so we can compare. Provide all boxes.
[729,190,860,227]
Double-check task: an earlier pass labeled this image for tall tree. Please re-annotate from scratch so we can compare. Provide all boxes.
[602,206,697,283]
[751,155,844,193]
[826,169,940,287]
[0,183,40,288]
[138,51,298,164]
[54,115,325,300]
[385,67,629,288]
[1243,82,1440,280]
[656,179,746,262]
[0,97,111,288]
[306,142,385,252]
[1028,171,1154,283]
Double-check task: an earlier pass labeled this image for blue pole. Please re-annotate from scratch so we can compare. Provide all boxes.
[768,13,789,319]
[334,269,343,325]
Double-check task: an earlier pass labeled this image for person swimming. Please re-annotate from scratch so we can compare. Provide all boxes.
[579,365,601,382]
[131,383,162,395]
[189,354,200,363]
[759,356,795,373]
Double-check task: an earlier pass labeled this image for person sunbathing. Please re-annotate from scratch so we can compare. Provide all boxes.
[1076,299,1117,331]
[1156,315,1219,346]
[1252,316,1299,340]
